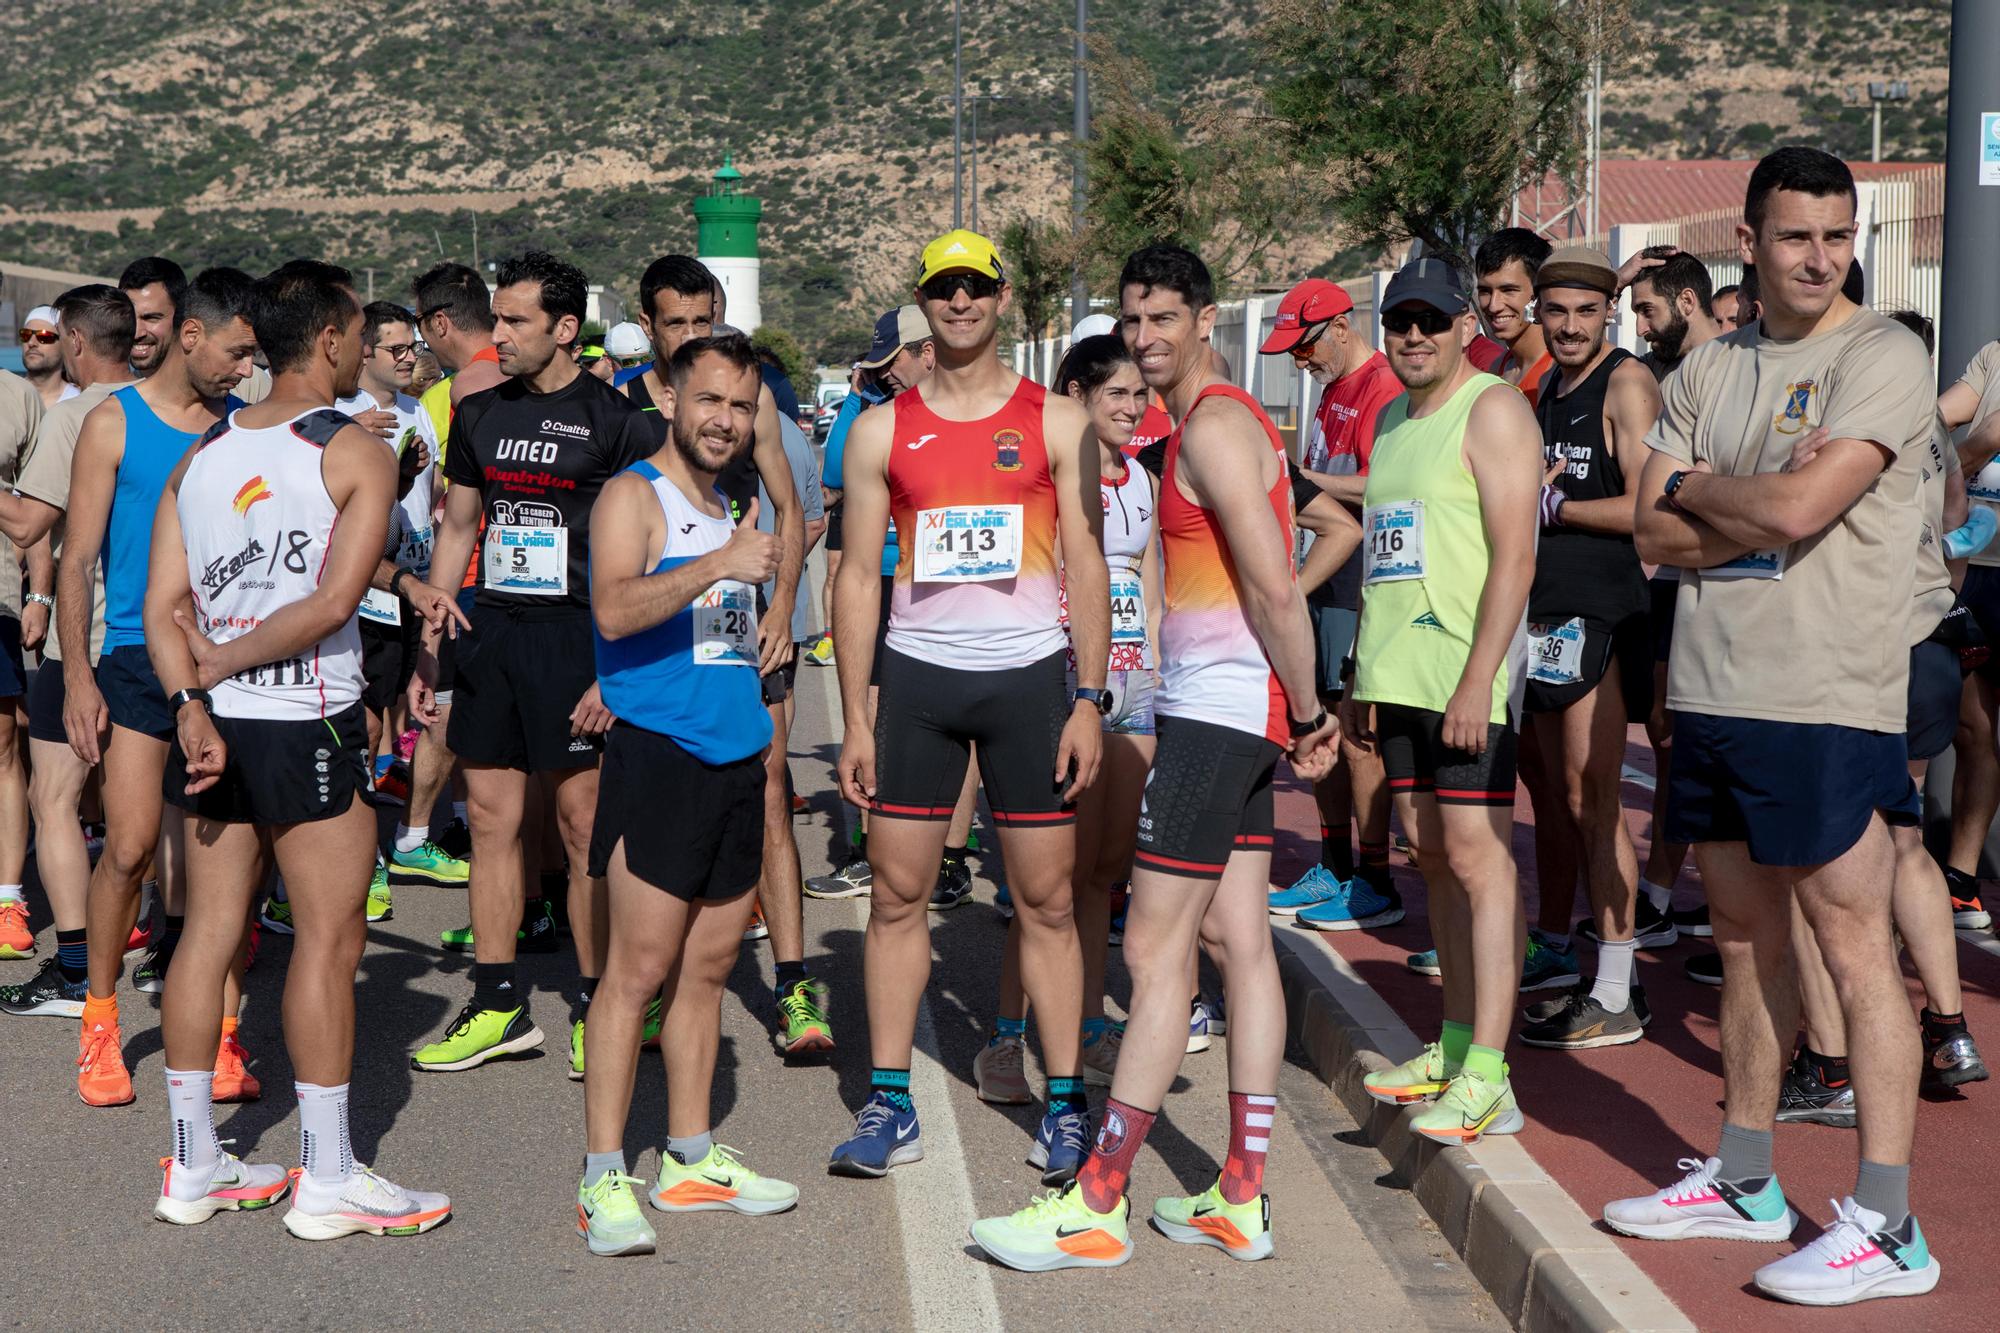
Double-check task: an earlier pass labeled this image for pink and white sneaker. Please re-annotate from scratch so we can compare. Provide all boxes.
[283,1165,451,1240]
[1752,1197,1941,1306]
[1602,1156,1797,1242]
[153,1153,290,1225]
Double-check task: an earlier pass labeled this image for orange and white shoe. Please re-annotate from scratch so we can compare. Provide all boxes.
[742,903,769,942]
[153,1153,290,1225]
[1152,1177,1274,1260]
[283,1166,452,1240]
[649,1143,797,1215]
[78,1020,135,1107]
[212,1033,261,1103]
[0,899,33,958]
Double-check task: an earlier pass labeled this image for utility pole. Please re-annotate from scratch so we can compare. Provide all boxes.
[365,267,375,302]
[1070,0,1089,326]
[1938,2,1997,393]
[1867,80,1910,162]
[971,97,980,234]
[953,0,964,229]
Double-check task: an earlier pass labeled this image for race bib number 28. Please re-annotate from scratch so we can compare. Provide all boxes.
[693,581,757,666]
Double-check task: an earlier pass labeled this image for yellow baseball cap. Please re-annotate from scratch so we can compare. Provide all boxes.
[918,229,1005,284]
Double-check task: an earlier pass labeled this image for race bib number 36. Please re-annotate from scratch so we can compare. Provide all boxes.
[915,504,1022,583]
[1526,617,1587,686]
[483,524,568,596]
[1363,500,1426,583]
[693,581,757,666]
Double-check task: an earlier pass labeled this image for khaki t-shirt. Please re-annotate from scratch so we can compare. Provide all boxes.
[1909,413,1953,645]
[1649,306,1933,731]
[1954,341,2000,567]
[0,370,39,620]
[15,380,122,663]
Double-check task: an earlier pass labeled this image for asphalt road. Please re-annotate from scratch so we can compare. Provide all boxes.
[0,586,1497,1331]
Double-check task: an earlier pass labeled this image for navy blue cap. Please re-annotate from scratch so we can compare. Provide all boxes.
[1381,258,1471,317]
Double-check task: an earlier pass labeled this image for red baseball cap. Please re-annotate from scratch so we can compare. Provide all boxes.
[1260,278,1355,354]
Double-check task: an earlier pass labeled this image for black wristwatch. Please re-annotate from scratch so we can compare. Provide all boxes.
[169,687,212,717]
[1073,686,1113,716]
[1289,707,1328,740]
[390,567,416,600]
[1663,469,1690,509]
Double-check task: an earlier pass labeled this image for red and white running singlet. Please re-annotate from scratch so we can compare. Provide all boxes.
[885,376,1065,670]
[1156,384,1295,745]
[1060,462,1155,672]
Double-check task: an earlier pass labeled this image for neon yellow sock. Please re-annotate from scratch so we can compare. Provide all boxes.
[1462,1043,1506,1083]
[1439,1020,1473,1066]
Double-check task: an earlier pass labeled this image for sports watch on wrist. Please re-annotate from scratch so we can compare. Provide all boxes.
[1072,687,1113,716]
[169,687,212,717]
[1289,708,1329,740]
[1663,469,1690,509]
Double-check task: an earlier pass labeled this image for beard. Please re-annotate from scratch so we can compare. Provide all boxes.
[1645,307,1689,365]
[672,418,738,476]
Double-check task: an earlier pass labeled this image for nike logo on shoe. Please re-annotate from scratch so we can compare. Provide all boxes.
[894,1122,919,1140]
[700,1173,735,1187]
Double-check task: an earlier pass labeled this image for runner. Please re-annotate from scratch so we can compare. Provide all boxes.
[19,305,77,409]
[407,251,653,1074]
[1350,258,1539,1144]
[118,257,186,379]
[144,257,449,1238]
[0,371,34,964]
[61,267,260,1107]
[1261,276,1406,932]
[969,245,1335,1270]
[1711,283,1743,333]
[829,229,1106,1182]
[1608,148,1942,1306]
[1510,247,1664,1050]
[1474,228,1555,405]
[575,332,798,1257]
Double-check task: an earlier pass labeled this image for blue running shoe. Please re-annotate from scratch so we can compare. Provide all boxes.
[828,1092,924,1178]
[1406,948,1441,976]
[1268,864,1345,917]
[1026,1107,1091,1186]
[1296,877,1405,931]
[1520,932,1581,992]
[1187,1001,1215,1053]
[994,881,1014,920]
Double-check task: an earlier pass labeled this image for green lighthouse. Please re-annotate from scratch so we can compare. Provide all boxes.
[692,152,763,331]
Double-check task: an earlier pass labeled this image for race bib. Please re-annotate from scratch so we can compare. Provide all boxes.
[915,505,1022,583]
[358,522,437,626]
[1109,573,1146,644]
[693,580,758,666]
[1363,501,1425,583]
[1526,617,1587,686]
[1705,547,1787,581]
[359,588,401,626]
[482,524,568,596]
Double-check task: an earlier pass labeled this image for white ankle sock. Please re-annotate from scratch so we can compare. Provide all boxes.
[166,1068,220,1169]
[0,883,22,903]
[395,823,428,854]
[1590,938,1638,1013]
[1639,878,1671,913]
[296,1081,354,1183]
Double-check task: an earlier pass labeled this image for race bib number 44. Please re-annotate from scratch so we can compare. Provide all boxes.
[483,524,567,596]
[1363,501,1425,583]
[1109,574,1146,643]
[693,581,758,666]
[916,505,1022,583]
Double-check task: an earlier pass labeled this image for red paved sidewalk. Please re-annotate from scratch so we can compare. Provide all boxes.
[1271,726,2000,1331]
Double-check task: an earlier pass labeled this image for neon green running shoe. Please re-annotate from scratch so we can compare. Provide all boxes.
[1363,1041,1458,1107]
[389,839,469,886]
[649,1144,798,1215]
[1152,1176,1273,1261]
[366,863,392,924]
[775,978,834,1055]
[804,632,834,666]
[571,998,663,1081]
[1409,1069,1524,1144]
[411,1001,544,1072]
[440,923,474,951]
[576,1171,656,1257]
[259,897,294,935]
[970,1181,1133,1272]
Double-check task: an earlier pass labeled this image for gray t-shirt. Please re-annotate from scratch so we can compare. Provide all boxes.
[0,371,40,620]
[759,412,825,644]
[15,381,124,661]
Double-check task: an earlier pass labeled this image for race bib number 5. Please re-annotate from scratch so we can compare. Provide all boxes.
[483,524,567,596]
[693,581,758,666]
[1363,500,1425,583]
[916,504,1022,583]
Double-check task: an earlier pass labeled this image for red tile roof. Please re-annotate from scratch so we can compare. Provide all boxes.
[1513,159,1941,235]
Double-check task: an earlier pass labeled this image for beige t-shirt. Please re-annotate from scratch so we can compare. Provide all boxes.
[15,380,123,663]
[1649,306,1934,731]
[1910,413,1953,645]
[1955,341,2000,567]
[0,371,39,621]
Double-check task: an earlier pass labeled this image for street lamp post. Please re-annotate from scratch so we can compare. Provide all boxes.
[1868,79,1910,162]
[953,0,964,228]
[1071,0,1089,326]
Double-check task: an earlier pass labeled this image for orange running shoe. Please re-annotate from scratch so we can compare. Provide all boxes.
[78,1020,135,1106]
[213,1033,262,1103]
[0,898,32,958]
[742,902,769,942]
[125,921,153,957]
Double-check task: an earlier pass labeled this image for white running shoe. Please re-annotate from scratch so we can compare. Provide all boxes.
[1602,1157,1798,1242]
[153,1152,290,1225]
[1752,1198,1941,1306]
[283,1165,451,1240]
[974,1035,1033,1104]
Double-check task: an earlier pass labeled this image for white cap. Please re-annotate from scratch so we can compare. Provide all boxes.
[23,305,58,328]
[603,321,650,358]
[1070,313,1117,342]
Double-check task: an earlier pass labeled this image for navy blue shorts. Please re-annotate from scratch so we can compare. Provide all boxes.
[1905,638,1961,763]
[1957,565,2000,680]
[96,643,173,740]
[1666,711,1918,867]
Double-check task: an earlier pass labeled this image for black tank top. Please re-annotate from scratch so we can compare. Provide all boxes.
[1529,347,1647,623]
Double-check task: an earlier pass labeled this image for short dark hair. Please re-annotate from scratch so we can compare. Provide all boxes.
[1475,227,1552,280]
[1886,308,1934,356]
[1119,244,1214,314]
[360,300,415,352]
[1841,259,1865,305]
[53,284,135,360]
[179,267,257,338]
[1712,283,1740,305]
[118,256,187,309]
[411,262,494,333]
[251,260,357,373]
[640,255,715,322]
[1738,266,1760,312]
[495,250,587,326]
[1633,249,1714,318]
[1053,334,1135,399]
[665,331,760,394]
[1745,146,1856,235]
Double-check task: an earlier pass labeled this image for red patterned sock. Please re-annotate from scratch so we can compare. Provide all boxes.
[1076,1097,1156,1213]
[1219,1091,1276,1204]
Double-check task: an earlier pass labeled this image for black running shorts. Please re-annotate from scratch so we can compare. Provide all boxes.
[587,721,764,901]
[1521,611,1652,721]
[166,703,373,826]
[446,606,602,773]
[1132,714,1282,879]
[1378,703,1519,806]
[27,662,66,745]
[359,619,416,714]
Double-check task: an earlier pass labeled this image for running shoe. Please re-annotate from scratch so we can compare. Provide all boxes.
[372,758,410,807]
[440,923,474,951]
[804,631,834,666]
[1406,948,1441,977]
[365,863,392,924]
[125,921,153,956]
[930,856,972,911]
[974,1034,1033,1104]
[213,1032,261,1103]
[1518,990,1645,1049]
[133,943,172,994]
[1684,950,1723,986]
[1524,981,1651,1027]
[1751,1198,1940,1306]
[260,897,295,936]
[804,857,872,899]
[569,1018,586,1081]
[1363,1041,1457,1106]
[1027,1106,1091,1187]
[388,837,469,887]
[1295,876,1405,931]
[1152,1177,1272,1261]
[576,1171,656,1257]
[775,977,834,1055]
[1267,864,1345,917]
[0,957,86,1017]
[153,1153,290,1225]
[1186,1000,1216,1054]
[436,818,473,863]
[520,899,559,954]
[1602,1156,1798,1242]
[83,821,104,860]
[828,1091,923,1178]
[742,902,769,941]
[1081,1022,1123,1087]
[1670,903,1713,937]
[1203,992,1227,1035]
[1921,1012,1989,1091]
[1520,933,1581,991]
[1409,1069,1522,1144]
[0,899,32,958]
[994,880,1015,920]
[283,1166,451,1240]
[791,793,809,815]
[1776,1051,1855,1128]
[78,1019,134,1106]
[970,1181,1132,1272]
[1952,889,1993,931]
[411,1002,545,1073]
[651,1143,798,1215]
[1574,896,1678,949]
[1107,881,1127,945]
[965,829,983,855]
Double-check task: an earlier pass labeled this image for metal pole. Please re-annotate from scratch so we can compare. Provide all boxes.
[1939,0,2000,395]
[953,0,964,230]
[971,98,980,234]
[1070,0,1089,325]
[1872,100,1884,162]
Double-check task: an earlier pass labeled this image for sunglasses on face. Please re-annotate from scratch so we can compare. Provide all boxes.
[18,329,58,345]
[919,272,1001,303]
[1381,308,1458,337]
[1290,320,1334,358]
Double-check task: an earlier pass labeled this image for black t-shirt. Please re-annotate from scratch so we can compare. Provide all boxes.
[446,370,652,615]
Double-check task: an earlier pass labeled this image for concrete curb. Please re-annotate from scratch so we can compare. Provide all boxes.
[1274,927,1696,1333]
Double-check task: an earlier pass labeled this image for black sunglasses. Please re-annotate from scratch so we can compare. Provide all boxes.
[920,272,1002,303]
[1381,307,1458,337]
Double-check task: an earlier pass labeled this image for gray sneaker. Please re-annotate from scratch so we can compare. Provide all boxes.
[1518,990,1644,1050]
[805,858,872,900]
